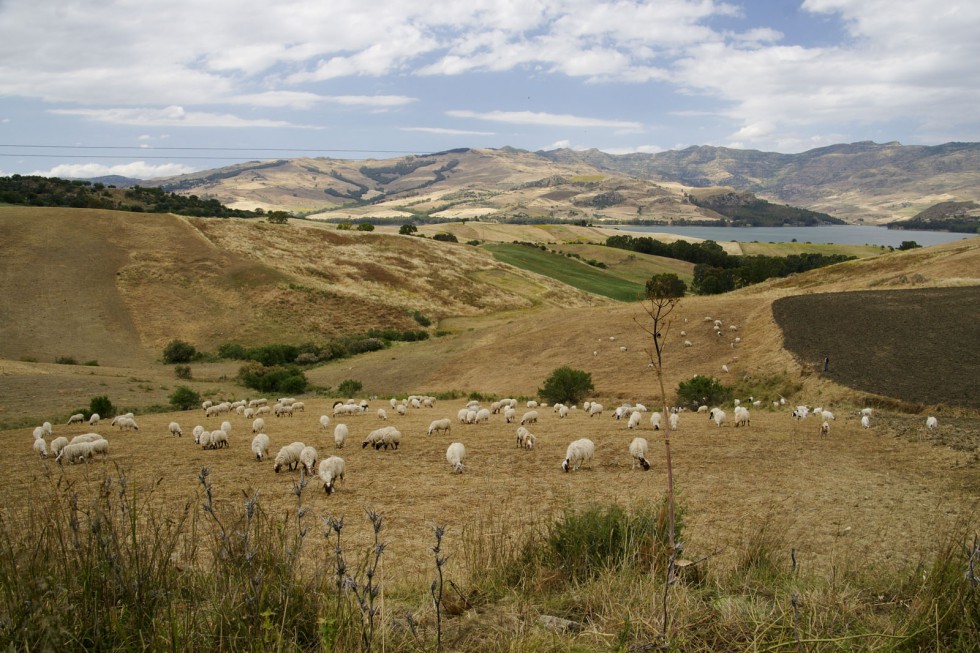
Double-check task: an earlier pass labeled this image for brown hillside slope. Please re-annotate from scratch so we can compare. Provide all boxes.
[0,208,607,365]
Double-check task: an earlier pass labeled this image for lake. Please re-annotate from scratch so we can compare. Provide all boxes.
[608,224,975,247]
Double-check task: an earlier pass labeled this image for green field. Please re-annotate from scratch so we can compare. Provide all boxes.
[736,241,885,258]
[483,243,648,301]
[549,243,694,284]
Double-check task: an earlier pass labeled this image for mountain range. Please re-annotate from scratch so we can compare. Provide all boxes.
[145,141,980,227]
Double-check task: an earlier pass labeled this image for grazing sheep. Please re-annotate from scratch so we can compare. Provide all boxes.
[721,364,730,373]
[299,446,318,476]
[926,416,938,430]
[334,424,349,448]
[291,401,305,412]
[629,437,650,470]
[446,442,466,473]
[709,408,726,427]
[243,407,255,419]
[475,408,491,424]
[456,408,470,424]
[256,406,271,416]
[588,403,604,418]
[820,410,835,421]
[115,416,140,431]
[248,398,268,408]
[274,442,306,473]
[202,400,213,411]
[274,403,293,418]
[626,411,642,430]
[734,406,750,427]
[861,415,870,429]
[396,404,408,416]
[427,418,451,436]
[32,426,45,440]
[50,436,69,457]
[209,429,229,449]
[378,427,401,450]
[669,412,680,430]
[860,408,873,417]
[168,421,182,438]
[562,438,595,472]
[820,421,831,437]
[220,420,232,434]
[520,410,538,426]
[516,426,536,449]
[251,433,270,461]
[318,456,346,494]
[252,418,265,433]
[33,437,48,458]
[319,415,331,430]
[89,438,109,460]
[650,412,662,430]
[198,430,213,449]
[526,400,539,409]
[41,422,53,437]
[192,425,206,444]
[89,413,100,427]
[504,407,517,423]
[67,413,84,425]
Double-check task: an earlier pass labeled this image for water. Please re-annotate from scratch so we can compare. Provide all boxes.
[608,224,975,247]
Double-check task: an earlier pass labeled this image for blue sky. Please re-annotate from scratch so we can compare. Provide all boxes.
[1,0,978,179]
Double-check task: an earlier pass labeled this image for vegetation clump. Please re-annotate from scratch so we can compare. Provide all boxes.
[538,366,595,405]
[169,385,200,410]
[237,362,308,394]
[676,374,731,407]
[162,339,197,364]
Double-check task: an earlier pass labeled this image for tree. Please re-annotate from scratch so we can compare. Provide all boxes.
[399,223,418,235]
[162,339,197,364]
[676,375,730,407]
[898,240,921,250]
[538,366,595,405]
[266,211,290,224]
[169,386,200,410]
[89,395,115,418]
[356,223,375,231]
[432,232,458,243]
[645,274,687,300]
[336,221,354,230]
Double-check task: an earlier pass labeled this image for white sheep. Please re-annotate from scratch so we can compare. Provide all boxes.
[202,400,213,411]
[89,413,100,427]
[192,425,206,444]
[588,403,604,418]
[516,426,536,449]
[520,410,538,426]
[456,408,470,423]
[669,412,680,430]
[526,400,539,409]
[220,420,232,434]
[67,413,84,425]
[427,418,451,436]
[627,411,642,430]
[115,416,140,431]
[274,403,293,418]
[684,340,693,347]
[629,437,650,470]
[209,429,228,449]
[291,401,305,412]
[274,442,306,473]
[168,421,182,437]
[861,415,870,429]
[300,446,318,476]
[504,407,517,423]
[562,438,595,472]
[709,407,726,427]
[318,456,346,494]
[860,408,873,417]
[33,437,48,458]
[820,421,831,437]
[721,364,730,373]
[734,406,750,427]
[256,406,271,416]
[446,442,466,473]
[251,433,270,461]
[32,426,45,440]
[252,418,265,434]
[475,408,491,424]
[650,412,662,430]
[397,404,408,416]
[557,405,569,419]
[820,410,835,421]
[50,436,69,457]
[319,415,331,430]
[42,422,53,437]
[198,430,213,449]
[926,416,938,430]
[329,423,346,448]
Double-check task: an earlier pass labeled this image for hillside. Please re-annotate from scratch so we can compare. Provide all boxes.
[540,141,980,224]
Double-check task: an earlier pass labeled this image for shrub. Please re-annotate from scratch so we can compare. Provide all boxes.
[336,221,353,230]
[399,223,418,235]
[237,363,308,394]
[55,356,78,365]
[538,366,595,405]
[355,223,375,231]
[162,339,197,364]
[646,273,687,299]
[676,374,731,407]
[337,379,363,397]
[898,240,922,250]
[217,343,248,360]
[346,338,385,355]
[89,395,115,419]
[174,365,192,379]
[246,344,300,367]
[432,232,458,243]
[168,386,200,411]
[411,311,431,327]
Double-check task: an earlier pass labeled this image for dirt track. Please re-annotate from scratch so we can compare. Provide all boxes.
[773,287,980,409]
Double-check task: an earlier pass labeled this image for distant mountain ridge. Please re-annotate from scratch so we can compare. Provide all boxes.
[142,141,980,226]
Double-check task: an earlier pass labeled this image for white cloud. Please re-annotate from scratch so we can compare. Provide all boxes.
[33,161,197,180]
[229,92,417,110]
[401,127,495,136]
[48,106,317,129]
[447,110,642,131]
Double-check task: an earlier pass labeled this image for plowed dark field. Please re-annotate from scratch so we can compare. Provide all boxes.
[773,286,980,409]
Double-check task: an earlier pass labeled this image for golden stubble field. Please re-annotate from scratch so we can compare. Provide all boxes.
[4,394,976,589]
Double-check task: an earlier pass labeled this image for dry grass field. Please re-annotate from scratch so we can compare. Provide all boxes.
[1,207,978,650]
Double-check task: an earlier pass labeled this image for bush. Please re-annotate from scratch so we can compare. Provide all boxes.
[217,343,248,360]
[162,339,197,364]
[237,364,308,394]
[168,386,200,411]
[538,366,595,405]
[898,240,922,250]
[432,232,458,243]
[89,395,115,419]
[246,344,300,367]
[355,223,375,231]
[399,223,418,235]
[411,311,431,327]
[55,356,78,365]
[676,374,731,408]
[337,379,363,397]
[83,360,99,366]
[174,365,192,379]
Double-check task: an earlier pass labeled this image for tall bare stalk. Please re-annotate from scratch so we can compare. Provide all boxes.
[636,275,684,644]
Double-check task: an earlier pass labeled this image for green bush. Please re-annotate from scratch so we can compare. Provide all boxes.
[246,344,300,367]
[162,339,197,364]
[399,223,418,235]
[89,395,115,419]
[432,232,458,243]
[411,311,431,327]
[83,360,99,366]
[169,386,200,411]
[538,366,595,405]
[337,379,363,397]
[217,343,248,359]
[237,363,308,394]
[676,374,731,407]
[355,223,375,231]
[55,356,78,365]
[174,365,192,380]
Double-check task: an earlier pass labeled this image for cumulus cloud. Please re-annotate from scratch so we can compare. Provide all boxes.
[33,161,197,180]
[401,127,495,136]
[48,106,317,128]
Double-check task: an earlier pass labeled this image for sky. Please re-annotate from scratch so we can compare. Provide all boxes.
[1,0,979,179]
